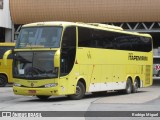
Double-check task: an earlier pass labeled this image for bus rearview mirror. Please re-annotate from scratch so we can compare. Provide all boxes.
[3,50,13,66]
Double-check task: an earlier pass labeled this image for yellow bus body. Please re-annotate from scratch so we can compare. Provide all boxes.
[13,49,152,96]
[3,22,152,99]
[0,43,15,86]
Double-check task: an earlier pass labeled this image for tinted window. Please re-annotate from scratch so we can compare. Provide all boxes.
[78,27,109,48]
[114,36,152,52]
[61,27,76,76]
[62,27,76,47]
[115,36,132,51]
[78,27,152,52]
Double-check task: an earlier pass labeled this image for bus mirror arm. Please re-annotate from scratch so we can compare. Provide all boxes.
[3,49,13,66]
[54,49,60,68]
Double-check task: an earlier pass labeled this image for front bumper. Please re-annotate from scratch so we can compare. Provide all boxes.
[13,86,59,96]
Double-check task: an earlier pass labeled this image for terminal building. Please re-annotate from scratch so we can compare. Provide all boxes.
[0,0,12,42]
[1,0,160,55]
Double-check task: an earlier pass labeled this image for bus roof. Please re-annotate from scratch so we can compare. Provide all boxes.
[0,42,15,46]
[23,21,152,38]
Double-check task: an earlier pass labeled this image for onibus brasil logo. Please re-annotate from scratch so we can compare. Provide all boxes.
[1,112,42,118]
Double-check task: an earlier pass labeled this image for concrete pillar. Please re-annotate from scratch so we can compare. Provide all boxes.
[5,28,12,42]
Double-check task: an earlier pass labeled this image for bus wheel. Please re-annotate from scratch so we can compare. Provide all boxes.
[69,82,85,100]
[0,75,7,87]
[36,95,50,100]
[132,79,139,93]
[124,78,132,94]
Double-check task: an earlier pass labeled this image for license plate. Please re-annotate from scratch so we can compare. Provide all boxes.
[28,90,36,94]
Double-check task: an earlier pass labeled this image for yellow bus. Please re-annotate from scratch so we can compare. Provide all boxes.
[0,42,15,87]
[3,22,153,100]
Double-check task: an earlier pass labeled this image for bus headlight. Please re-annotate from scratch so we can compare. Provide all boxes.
[45,83,57,88]
[14,83,21,87]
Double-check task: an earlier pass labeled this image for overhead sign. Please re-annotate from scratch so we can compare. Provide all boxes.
[0,0,3,9]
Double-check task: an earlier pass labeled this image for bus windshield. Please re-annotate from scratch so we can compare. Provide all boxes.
[16,26,62,48]
[13,51,58,79]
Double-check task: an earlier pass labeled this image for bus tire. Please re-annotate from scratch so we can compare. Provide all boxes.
[0,75,7,87]
[36,95,50,100]
[132,79,139,93]
[124,78,132,94]
[69,81,85,100]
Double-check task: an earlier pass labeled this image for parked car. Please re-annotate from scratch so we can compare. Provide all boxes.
[153,56,160,77]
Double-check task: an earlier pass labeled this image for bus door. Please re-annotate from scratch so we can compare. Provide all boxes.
[60,26,76,94]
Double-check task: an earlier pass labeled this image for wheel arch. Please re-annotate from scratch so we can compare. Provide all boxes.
[77,78,86,92]
[126,76,133,84]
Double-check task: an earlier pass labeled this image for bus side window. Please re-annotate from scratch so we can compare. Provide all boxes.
[60,27,76,76]
[62,27,76,48]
